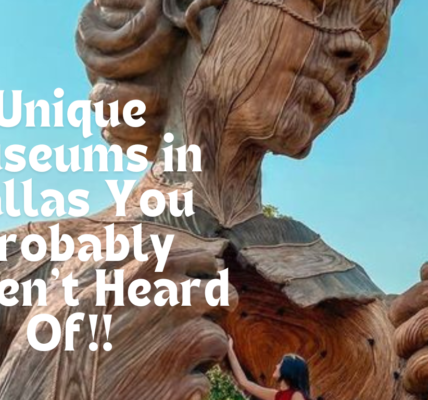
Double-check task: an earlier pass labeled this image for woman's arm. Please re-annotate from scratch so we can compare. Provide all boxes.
[227,337,278,400]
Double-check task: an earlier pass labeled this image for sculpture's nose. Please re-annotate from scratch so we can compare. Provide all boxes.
[327,32,374,80]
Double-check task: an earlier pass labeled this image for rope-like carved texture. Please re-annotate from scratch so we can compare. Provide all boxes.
[243,0,365,39]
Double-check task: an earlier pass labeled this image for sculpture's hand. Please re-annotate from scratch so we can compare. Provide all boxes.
[0,249,238,400]
[389,262,428,396]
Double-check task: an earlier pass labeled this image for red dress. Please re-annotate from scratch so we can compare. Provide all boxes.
[275,389,304,400]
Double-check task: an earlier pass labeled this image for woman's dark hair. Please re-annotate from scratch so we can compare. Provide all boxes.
[279,354,311,399]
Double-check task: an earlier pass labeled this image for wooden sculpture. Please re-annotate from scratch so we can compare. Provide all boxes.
[0,0,425,399]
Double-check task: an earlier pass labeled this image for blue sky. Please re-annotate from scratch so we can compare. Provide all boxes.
[0,1,426,294]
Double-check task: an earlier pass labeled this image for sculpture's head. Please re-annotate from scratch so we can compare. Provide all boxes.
[77,0,402,161]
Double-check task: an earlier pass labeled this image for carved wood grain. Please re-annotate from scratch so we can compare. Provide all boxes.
[222,263,415,400]
[0,0,417,399]
[0,251,238,400]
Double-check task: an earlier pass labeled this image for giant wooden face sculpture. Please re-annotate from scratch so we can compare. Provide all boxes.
[75,0,405,399]
[77,0,400,160]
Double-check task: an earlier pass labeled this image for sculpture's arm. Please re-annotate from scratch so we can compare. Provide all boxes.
[0,249,238,400]
[0,211,229,364]
[389,263,428,397]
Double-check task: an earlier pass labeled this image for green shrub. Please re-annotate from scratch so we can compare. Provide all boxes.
[262,204,289,219]
[208,366,245,400]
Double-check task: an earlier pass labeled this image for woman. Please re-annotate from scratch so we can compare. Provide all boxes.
[228,337,310,400]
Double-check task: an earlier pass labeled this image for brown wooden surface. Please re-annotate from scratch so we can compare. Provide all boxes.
[0,0,423,399]
[389,265,428,395]
[222,261,412,400]
[0,248,238,400]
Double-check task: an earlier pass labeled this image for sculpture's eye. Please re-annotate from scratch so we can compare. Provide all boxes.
[360,7,389,40]
[347,0,389,39]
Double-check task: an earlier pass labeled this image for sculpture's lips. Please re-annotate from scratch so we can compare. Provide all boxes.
[304,74,348,118]
[284,75,348,160]
[316,80,342,115]
[322,78,349,116]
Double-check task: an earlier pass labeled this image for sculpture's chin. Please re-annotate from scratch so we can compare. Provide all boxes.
[291,142,313,159]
